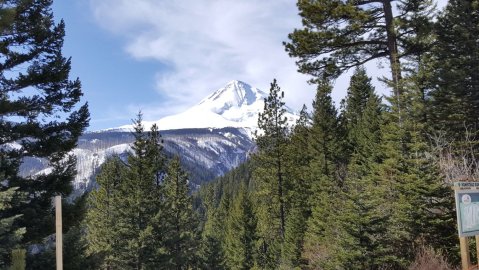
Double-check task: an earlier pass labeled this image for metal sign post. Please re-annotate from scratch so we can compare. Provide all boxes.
[55,196,63,270]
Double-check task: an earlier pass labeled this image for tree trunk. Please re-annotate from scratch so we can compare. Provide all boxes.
[383,0,402,98]
[278,158,285,239]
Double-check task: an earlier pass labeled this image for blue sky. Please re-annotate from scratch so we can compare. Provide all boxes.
[52,1,165,130]
[51,0,446,131]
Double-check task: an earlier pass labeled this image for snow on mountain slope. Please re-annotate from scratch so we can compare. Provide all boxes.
[19,128,255,196]
[19,80,298,196]
[72,143,133,193]
[115,80,299,132]
[75,128,254,194]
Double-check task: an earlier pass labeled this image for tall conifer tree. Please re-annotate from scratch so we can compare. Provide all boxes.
[367,73,455,268]
[341,67,379,152]
[281,105,312,268]
[0,0,89,253]
[86,157,125,269]
[86,116,165,269]
[302,80,341,268]
[428,0,479,137]
[205,186,231,249]
[224,185,257,270]
[115,118,165,269]
[199,235,226,270]
[328,68,387,269]
[253,79,290,269]
[285,0,435,100]
[159,156,199,270]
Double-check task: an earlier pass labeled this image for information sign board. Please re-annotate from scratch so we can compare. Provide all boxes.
[454,182,479,189]
[455,189,479,237]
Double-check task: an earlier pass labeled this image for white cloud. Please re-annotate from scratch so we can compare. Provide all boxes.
[89,0,317,119]
[89,0,450,123]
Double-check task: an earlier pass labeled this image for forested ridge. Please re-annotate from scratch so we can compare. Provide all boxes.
[1,0,478,269]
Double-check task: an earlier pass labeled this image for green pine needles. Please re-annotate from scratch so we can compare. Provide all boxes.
[1,0,89,267]
[86,115,200,269]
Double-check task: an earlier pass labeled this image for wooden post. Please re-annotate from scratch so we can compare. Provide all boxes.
[476,235,479,269]
[460,236,471,270]
[55,196,63,270]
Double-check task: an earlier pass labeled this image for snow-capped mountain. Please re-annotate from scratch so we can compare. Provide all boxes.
[115,80,298,133]
[73,128,254,195]
[20,127,255,196]
[19,80,299,196]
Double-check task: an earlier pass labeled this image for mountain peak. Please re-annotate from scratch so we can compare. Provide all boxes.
[226,79,247,86]
[114,80,297,133]
[224,80,254,91]
[198,80,264,110]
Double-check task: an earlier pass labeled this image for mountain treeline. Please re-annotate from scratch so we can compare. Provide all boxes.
[197,0,479,269]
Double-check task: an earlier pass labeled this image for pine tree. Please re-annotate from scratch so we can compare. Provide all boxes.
[202,184,231,250]
[341,67,379,153]
[302,80,341,268]
[86,156,125,269]
[26,195,94,270]
[159,156,199,270]
[199,183,218,239]
[329,68,387,269]
[281,105,312,268]
[284,0,435,98]
[224,185,257,270]
[428,0,479,137]
[198,160,256,269]
[253,79,290,269]
[62,193,98,270]
[0,0,89,250]
[114,117,165,269]
[214,189,231,244]
[63,225,98,270]
[368,73,456,268]
[86,115,166,269]
[0,186,25,267]
[199,182,228,269]
[199,235,226,270]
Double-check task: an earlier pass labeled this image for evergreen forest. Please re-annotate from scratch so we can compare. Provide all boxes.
[1,0,479,269]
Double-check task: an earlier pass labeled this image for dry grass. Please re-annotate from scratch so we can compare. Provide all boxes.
[429,129,479,183]
[408,245,458,270]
